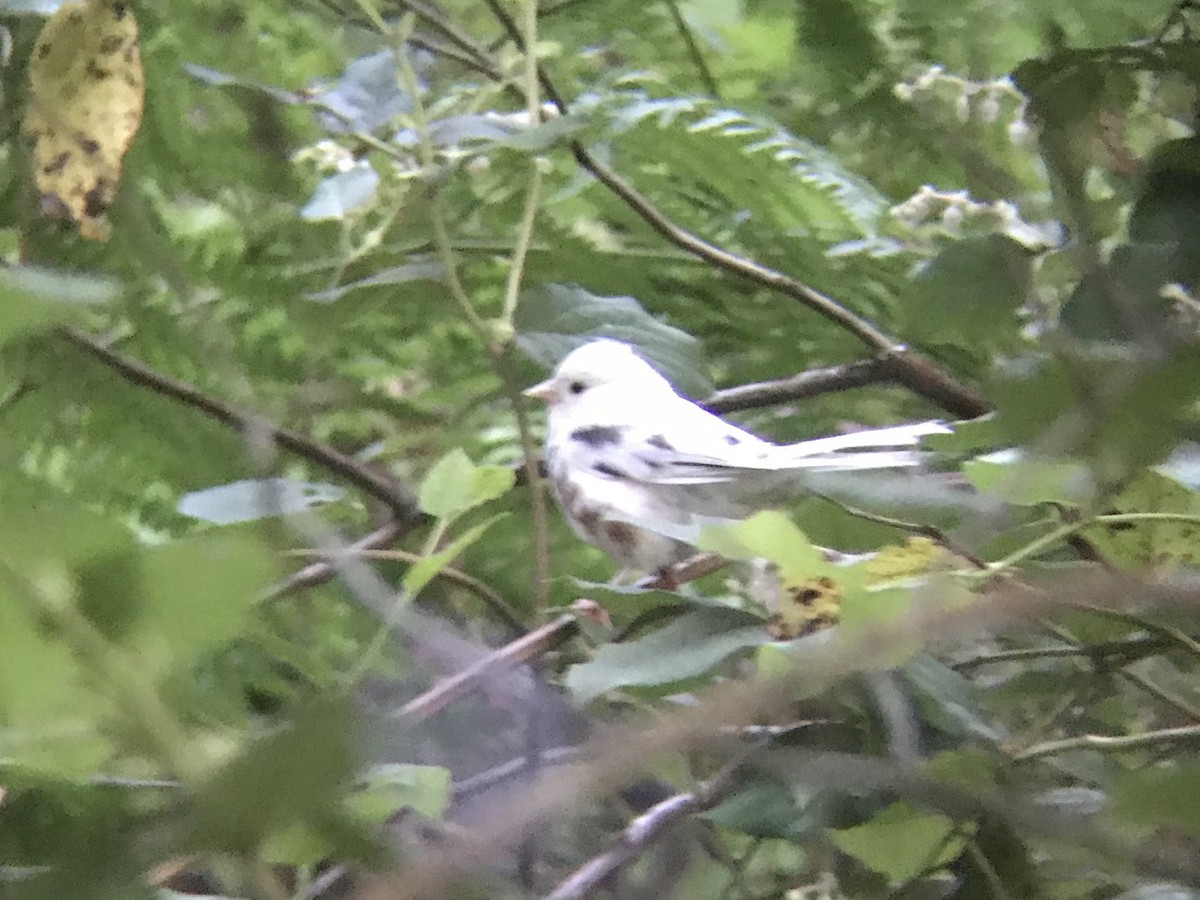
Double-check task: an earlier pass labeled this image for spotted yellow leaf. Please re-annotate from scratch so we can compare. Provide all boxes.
[767,573,842,640]
[25,0,144,241]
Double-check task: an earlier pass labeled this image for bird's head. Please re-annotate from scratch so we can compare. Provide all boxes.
[523,339,670,408]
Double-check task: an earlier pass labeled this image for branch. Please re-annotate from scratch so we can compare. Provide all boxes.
[1013,724,1200,763]
[398,613,578,721]
[59,326,427,524]
[265,522,401,602]
[545,763,742,900]
[470,0,989,419]
[285,545,527,636]
[704,358,894,414]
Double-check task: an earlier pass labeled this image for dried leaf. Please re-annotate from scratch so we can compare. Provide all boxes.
[25,0,144,241]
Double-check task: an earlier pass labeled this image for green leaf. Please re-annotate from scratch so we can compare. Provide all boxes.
[565,606,768,701]
[514,284,712,397]
[189,698,378,859]
[602,91,889,236]
[134,534,277,664]
[0,265,117,345]
[1113,761,1200,836]
[835,583,919,668]
[402,514,507,597]
[418,449,515,519]
[962,458,1094,506]
[830,801,966,884]
[348,763,452,823]
[1084,471,1200,571]
[903,657,1000,741]
[903,235,1033,346]
[986,348,1200,483]
[177,478,346,524]
[697,511,822,584]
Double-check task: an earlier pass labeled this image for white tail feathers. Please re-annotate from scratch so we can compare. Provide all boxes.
[783,420,951,458]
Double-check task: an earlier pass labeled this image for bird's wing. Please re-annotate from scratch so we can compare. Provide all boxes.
[620,404,950,486]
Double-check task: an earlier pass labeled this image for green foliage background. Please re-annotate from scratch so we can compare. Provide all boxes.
[2,0,1200,897]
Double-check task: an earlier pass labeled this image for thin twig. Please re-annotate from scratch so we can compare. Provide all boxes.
[1012,723,1200,763]
[811,492,989,569]
[59,327,427,523]
[952,635,1173,672]
[392,0,496,69]
[453,745,587,800]
[545,761,744,900]
[663,0,720,98]
[397,613,578,720]
[392,38,553,613]
[285,546,527,635]
[265,523,402,602]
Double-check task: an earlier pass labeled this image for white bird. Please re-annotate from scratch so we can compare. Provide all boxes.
[524,339,950,577]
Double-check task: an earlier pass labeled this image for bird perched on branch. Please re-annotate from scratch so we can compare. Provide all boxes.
[524,339,950,578]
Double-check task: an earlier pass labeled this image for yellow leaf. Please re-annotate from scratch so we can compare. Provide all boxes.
[766,573,842,640]
[25,0,144,241]
[862,537,943,583]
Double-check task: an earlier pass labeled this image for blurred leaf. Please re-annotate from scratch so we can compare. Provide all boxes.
[418,449,515,519]
[497,113,591,151]
[1084,471,1200,572]
[796,0,883,83]
[569,579,691,621]
[178,478,346,524]
[565,606,768,701]
[830,801,967,884]
[189,698,377,858]
[904,656,1001,741]
[0,266,118,344]
[962,457,1094,506]
[987,347,1200,482]
[299,163,380,221]
[348,763,451,823]
[1112,761,1200,836]
[1112,886,1200,900]
[903,235,1033,346]
[706,775,817,840]
[515,284,712,397]
[134,534,276,663]
[306,258,445,302]
[836,584,919,668]
[313,48,417,133]
[602,90,889,235]
[1061,243,1176,342]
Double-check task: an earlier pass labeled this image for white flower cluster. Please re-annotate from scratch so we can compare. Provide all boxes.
[291,139,358,174]
[891,185,1060,248]
[894,66,1032,146]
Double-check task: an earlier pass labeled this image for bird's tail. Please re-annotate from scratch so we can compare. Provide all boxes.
[776,420,951,471]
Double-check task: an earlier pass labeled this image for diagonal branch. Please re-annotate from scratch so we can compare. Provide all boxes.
[397,613,578,721]
[60,326,427,524]
[472,0,990,419]
[545,760,743,900]
[705,357,894,414]
[266,521,402,602]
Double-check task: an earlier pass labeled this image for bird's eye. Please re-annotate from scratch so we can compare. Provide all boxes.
[568,380,586,395]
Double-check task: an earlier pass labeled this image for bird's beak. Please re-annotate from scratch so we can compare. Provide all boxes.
[523,378,557,404]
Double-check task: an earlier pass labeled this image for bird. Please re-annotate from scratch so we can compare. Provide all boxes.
[523,339,950,578]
